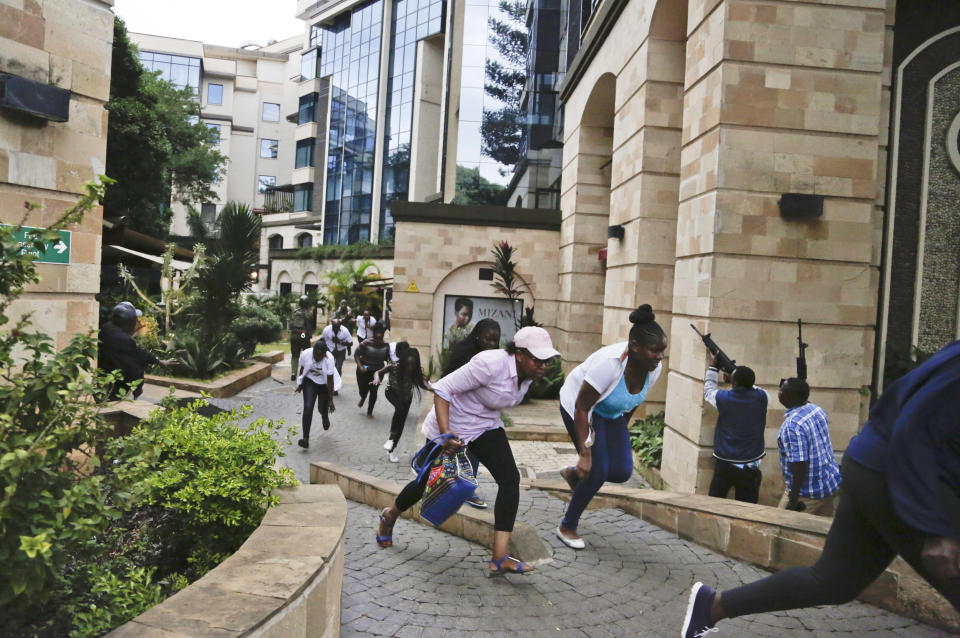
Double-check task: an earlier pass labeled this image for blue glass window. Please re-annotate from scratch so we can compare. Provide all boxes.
[206,123,221,143]
[207,83,222,105]
[322,0,383,245]
[301,48,319,82]
[296,138,315,168]
[294,184,313,212]
[299,93,318,125]
[260,138,278,158]
[138,51,201,94]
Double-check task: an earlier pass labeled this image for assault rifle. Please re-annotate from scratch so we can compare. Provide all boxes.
[690,324,737,375]
[796,318,808,381]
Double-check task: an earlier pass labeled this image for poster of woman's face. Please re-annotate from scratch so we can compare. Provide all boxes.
[442,295,522,347]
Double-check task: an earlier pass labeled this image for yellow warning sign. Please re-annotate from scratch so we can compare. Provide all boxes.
[406,281,419,293]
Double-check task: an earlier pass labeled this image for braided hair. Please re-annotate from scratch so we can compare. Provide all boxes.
[628,304,667,346]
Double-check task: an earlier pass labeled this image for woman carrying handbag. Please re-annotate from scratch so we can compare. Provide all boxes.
[375,326,560,576]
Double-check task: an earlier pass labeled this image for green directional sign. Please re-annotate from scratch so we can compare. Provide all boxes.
[4,225,72,264]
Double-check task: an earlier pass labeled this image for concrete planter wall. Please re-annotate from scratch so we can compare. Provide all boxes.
[106,484,347,638]
[144,361,273,398]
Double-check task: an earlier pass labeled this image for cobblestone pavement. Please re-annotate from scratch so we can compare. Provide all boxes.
[207,360,950,638]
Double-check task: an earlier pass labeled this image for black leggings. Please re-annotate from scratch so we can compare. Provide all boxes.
[356,367,378,413]
[384,387,412,449]
[395,428,520,532]
[722,455,960,618]
[709,459,762,504]
[301,378,330,439]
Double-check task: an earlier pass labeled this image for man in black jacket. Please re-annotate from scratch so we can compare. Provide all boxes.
[98,302,168,400]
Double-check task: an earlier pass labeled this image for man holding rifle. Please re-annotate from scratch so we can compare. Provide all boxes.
[694,325,768,504]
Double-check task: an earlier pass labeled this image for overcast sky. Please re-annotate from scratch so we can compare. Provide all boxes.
[113,0,304,48]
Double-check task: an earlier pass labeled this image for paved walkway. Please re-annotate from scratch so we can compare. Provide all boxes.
[203,358,950,638]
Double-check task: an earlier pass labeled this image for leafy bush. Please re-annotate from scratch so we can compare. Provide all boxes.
[67,565,166,638]
[107,398,296,571]
[247,292,298,330]
[525,357,565,400]
[630,411,666,469]
[133,314,165,353]
[0,180,118,621]
[231,302,283,357]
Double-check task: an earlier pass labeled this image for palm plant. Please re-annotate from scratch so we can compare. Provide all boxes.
[324,259,382,314]
[490,240,528,330]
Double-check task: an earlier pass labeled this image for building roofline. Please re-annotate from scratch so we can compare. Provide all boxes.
[390,201,561,231]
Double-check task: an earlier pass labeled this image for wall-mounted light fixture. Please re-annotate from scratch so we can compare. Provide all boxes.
[607,224,625,240]
[0,73,70,122]
[778,193,823,219]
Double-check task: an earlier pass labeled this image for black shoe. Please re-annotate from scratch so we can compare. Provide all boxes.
[681,582,718,638]
[323,422,330,430]
[297,438,309,449]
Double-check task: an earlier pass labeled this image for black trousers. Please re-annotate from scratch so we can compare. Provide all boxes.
[332,348,346,375]
[384,387,412,449]
[301,378,330,439]
[709,459,762,504]
[395,428,520,532]
[723,455,960,617]
[356,367,378,413]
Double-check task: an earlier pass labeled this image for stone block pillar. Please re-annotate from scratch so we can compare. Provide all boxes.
[661,0,888,502]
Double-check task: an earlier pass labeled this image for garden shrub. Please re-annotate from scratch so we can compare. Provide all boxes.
[106,398,296,575]
[232,302,283,357]
[629,411,666,469]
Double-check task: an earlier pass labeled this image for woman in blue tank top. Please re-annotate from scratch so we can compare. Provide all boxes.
[555,305,667,549]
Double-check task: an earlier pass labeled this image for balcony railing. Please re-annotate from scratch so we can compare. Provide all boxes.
[262,185,295,214]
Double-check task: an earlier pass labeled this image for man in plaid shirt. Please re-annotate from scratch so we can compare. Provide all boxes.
[776,378,842,516]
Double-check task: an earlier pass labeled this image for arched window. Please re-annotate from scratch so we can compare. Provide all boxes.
[268,234,283,250]
[297,233,313,248]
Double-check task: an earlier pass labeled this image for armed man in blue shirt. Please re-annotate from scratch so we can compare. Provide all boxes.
[776,377,841,516]
[681,339,960,638]
[703,352,768,504]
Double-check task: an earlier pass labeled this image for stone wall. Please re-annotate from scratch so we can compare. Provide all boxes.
[389,203,561,361]
[1,0,115,348]
[107,484,347,638]
[556,0,891,502]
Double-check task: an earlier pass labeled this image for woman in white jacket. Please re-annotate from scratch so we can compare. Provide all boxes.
[556,304,667,549]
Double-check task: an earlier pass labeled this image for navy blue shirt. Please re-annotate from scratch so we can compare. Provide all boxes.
[704,368,768,463]
[847,340,960,539]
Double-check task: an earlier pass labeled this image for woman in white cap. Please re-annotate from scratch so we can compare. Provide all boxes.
[555,304,667,549]
[375,326,560,575]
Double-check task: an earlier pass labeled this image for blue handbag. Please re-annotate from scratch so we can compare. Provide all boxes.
[412,433,478,526]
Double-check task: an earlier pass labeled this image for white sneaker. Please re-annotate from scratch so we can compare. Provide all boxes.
[383,439,393,451]
[389,450,399,463]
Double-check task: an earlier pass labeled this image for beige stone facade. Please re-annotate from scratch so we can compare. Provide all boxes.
[554,0,892,503]
[1,0,116,348]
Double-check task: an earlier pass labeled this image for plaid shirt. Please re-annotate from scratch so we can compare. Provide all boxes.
[778,402,842,499]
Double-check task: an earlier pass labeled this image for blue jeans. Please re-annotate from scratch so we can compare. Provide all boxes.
[560,407,634,531]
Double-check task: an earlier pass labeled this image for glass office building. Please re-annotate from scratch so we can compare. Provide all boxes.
[300,0,526,243]
[138,51,201,94]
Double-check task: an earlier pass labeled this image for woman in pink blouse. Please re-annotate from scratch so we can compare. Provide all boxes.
[376,326,560,576]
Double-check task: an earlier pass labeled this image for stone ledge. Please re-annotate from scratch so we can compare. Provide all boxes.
[106,484,347,638]
[528,479,959,633]
[144,361,273,398]
[310,461,552,566]
[252,350,285,364]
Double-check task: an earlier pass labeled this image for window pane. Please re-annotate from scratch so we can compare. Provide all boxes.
[207,83,223,105]
[262,102,280,121]
[206,123,221,143]
[260,139,278,158]
[258,175,276,193]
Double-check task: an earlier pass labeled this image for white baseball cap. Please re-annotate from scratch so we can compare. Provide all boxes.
[513,326,560,360]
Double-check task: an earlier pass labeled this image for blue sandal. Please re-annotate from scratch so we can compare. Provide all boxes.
[488,555,534,576]
[376,508,394,548]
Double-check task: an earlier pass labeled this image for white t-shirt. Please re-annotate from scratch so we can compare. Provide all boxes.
[559,341,663,424]
[356,317,375,340]
[297,350,343,390]
[322,324,352,352]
